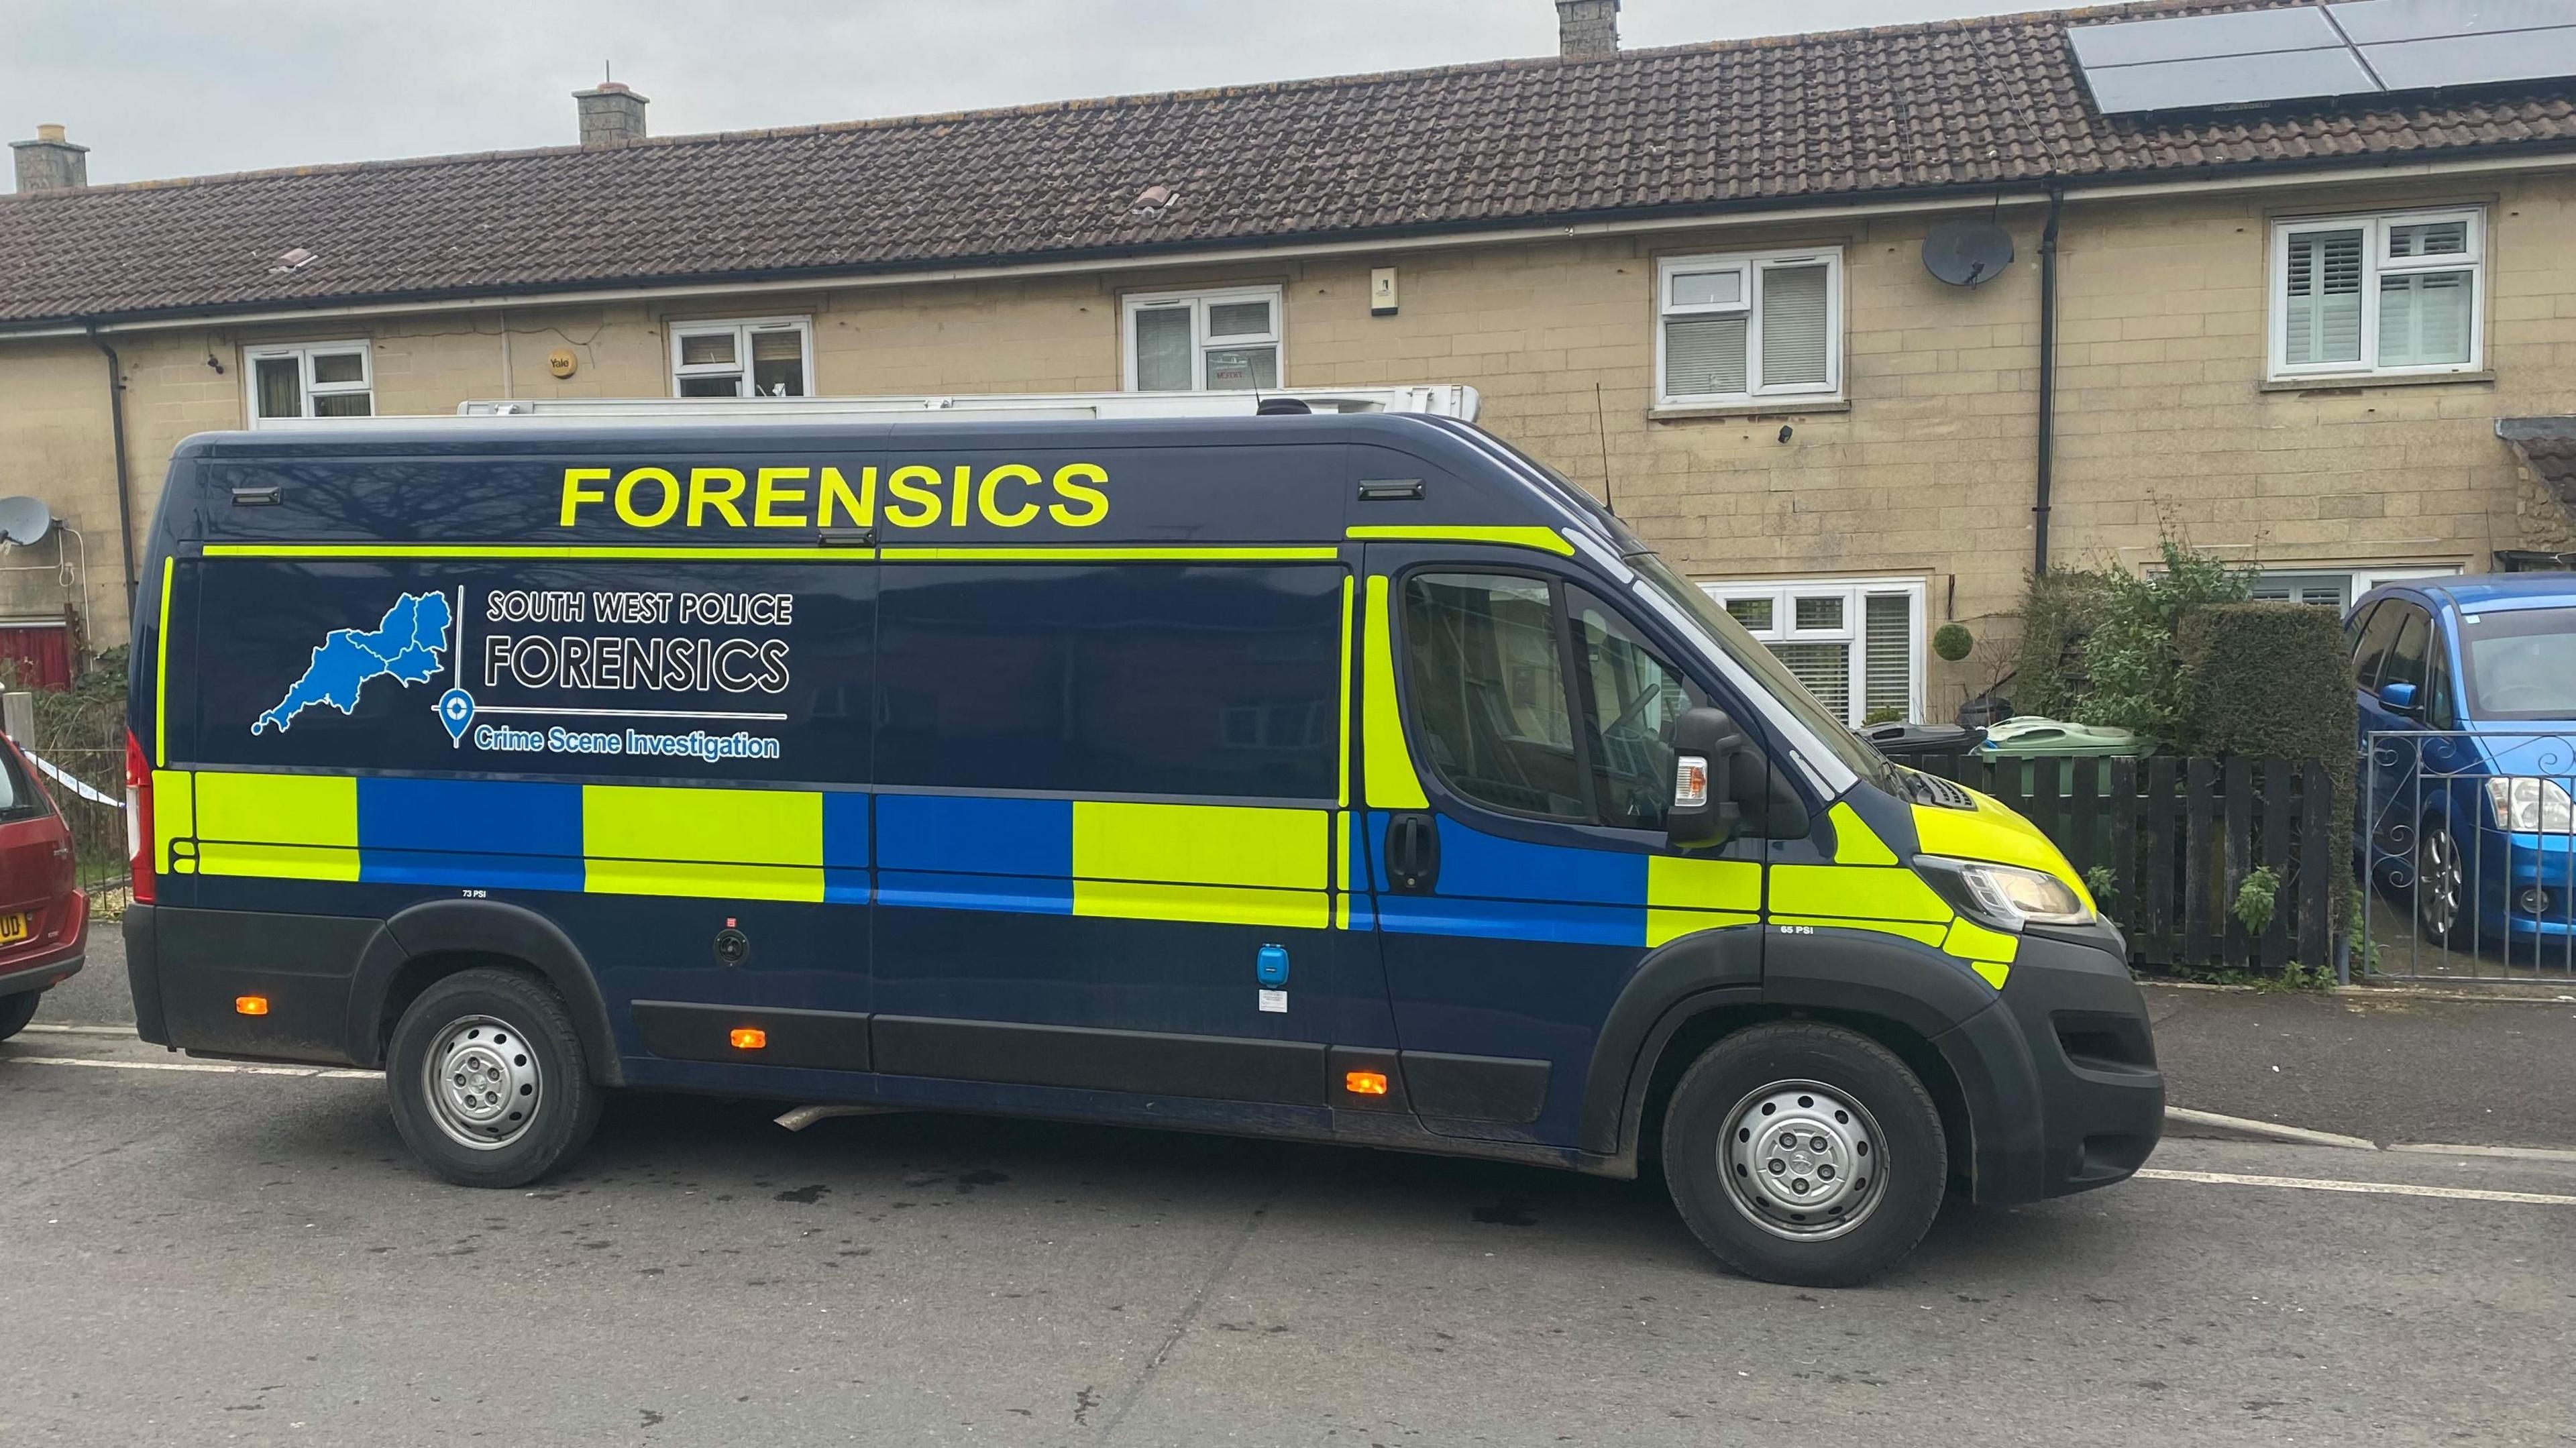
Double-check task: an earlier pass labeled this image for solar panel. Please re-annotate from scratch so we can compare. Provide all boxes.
[2332,0,2573,46]
[2066,6,2342,69]
[2366,27,2576,90]
[2068,0,2576,115]
[2080,47,2382,114]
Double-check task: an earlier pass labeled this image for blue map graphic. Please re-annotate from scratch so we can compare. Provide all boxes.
[254,592,455,734]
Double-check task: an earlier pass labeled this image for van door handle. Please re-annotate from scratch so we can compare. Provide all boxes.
[1385,812,1440,895]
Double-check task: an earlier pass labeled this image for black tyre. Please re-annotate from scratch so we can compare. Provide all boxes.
[0,989,39,1042]
[2413,816,2471,950]
[385,968,602,1188]
[1661,1021,1947,1288]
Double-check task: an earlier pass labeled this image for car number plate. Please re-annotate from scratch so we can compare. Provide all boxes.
[0,913,30,944]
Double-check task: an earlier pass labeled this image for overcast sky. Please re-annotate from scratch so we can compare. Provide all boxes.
[7,1,2034,185]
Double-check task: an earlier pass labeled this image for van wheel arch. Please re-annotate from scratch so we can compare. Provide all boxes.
[346,900,623,1086]
[1618,997,1976,1199]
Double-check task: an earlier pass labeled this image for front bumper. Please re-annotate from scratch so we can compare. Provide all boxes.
[1932,928,2165,1204]
[2476,832,2576,944]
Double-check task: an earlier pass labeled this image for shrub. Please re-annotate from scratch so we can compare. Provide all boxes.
[1931,622,1974,663]
[2012,570,2116,720]
[2012,541,2256,746]
[2074,541,2256,746]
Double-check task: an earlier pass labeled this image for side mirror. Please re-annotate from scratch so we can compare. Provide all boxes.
[2377,680,2420,715]
[1668,706,1750,850]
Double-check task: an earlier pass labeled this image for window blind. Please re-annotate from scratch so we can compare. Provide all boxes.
[1664,315,1748,397]
[1863,594,1913,722]
[1759,264,1832,388]
[2285,229,2365,366]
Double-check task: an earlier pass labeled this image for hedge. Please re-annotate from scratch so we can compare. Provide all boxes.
[2178,602,2357,916]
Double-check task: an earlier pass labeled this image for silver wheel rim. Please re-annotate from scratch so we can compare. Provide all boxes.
[422,1014,542,1151]
[1718,1079,1889,1241]
[2420,826,2462,939]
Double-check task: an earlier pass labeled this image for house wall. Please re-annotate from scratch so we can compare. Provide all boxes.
[7,163,2573,720]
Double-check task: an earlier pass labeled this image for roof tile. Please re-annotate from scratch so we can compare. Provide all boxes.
[3,0,2573,325]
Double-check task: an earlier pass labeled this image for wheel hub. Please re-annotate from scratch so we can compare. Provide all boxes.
[423,1015,541,1151]
[2420,827,2462,937]
[1719,1080,1888,1241]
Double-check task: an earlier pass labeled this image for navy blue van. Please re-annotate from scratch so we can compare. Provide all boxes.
[121,408,2161,1285]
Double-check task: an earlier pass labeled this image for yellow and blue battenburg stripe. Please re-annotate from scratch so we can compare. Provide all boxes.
[1363,810,1758,948]
[150,770,1340,932]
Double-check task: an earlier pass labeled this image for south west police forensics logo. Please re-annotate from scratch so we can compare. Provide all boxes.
[258,586,792,765]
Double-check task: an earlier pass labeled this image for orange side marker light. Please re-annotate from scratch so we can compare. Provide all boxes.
[731,1027,767,1051]
[1344,1070,1389,1097]
[233,995,270,1017]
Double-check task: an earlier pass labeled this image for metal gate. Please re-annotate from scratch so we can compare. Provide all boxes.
[2361,729,2576,981]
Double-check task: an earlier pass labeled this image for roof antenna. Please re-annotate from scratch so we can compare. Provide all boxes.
[1593,381,1619,516]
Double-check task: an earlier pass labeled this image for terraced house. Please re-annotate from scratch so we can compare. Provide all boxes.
[3,0,2575,719]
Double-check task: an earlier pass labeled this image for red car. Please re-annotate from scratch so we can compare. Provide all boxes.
[0,732,86,1041]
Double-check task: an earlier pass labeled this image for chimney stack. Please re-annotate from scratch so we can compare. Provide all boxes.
[11,123,89,193]
[1556,0,1619,60]
[573,81,649,147]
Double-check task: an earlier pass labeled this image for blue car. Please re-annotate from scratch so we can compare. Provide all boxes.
[2351,575,2576,957]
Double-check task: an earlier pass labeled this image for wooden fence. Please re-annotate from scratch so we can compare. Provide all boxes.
[1905,753,2339,973]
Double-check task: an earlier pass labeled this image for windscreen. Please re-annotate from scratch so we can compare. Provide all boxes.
[1626,551,1889,783]
[2457,606,2576,721]
[0,740,40,818]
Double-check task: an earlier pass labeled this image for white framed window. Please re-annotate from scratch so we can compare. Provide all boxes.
[244,341,372,424]
[1704,576,1923,727]
[2269,208,2484,380]
[1123,286,1283,392]
[2252,564,2465,613]
[1656,247,1843,408]
[669,317,813,398]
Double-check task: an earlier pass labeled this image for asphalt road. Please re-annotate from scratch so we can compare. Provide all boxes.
[8,1013,2576,1444]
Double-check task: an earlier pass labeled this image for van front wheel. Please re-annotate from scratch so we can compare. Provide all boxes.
[386,968,602,1188]
[1661,1022,1946,1288]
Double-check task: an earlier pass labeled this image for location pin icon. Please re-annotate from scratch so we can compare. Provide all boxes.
[437,687,476,745]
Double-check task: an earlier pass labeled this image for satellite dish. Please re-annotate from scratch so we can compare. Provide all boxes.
[1923,220,2015,287]
[0,496,53,545]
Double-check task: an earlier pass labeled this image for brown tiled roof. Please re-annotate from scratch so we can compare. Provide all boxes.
[4,0,2573,328]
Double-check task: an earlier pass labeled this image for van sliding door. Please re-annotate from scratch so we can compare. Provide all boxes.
[865,555,1393,1113]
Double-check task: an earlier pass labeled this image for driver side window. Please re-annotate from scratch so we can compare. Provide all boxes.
[1399,569,1708,832]
[1401,572,1587,821]
[1570,587,1706,830]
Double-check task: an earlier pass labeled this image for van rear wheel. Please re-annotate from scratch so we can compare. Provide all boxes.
[386,968,602,1188]
[1661,1022,1946,1288]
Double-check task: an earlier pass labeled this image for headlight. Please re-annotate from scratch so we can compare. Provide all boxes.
[1915,855,2094,932]
[2486,777,2576,834]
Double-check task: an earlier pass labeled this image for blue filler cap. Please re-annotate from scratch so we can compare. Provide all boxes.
[1256,944,1291,988]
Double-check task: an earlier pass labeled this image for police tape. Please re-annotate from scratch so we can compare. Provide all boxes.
[17,746,121,808]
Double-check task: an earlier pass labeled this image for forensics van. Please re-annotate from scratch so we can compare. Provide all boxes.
[121,388,2161,1286]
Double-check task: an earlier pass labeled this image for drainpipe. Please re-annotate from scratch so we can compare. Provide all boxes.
[86,325,140,610]
[2032,186,2065,577]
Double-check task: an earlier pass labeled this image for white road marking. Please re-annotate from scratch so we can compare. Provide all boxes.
[18,1023,140,1036]
[2138,1167,2576,1207]
[4,1054,376,1080]
[2388,1141,2576,1164]
[2165,1106,2379,1150]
